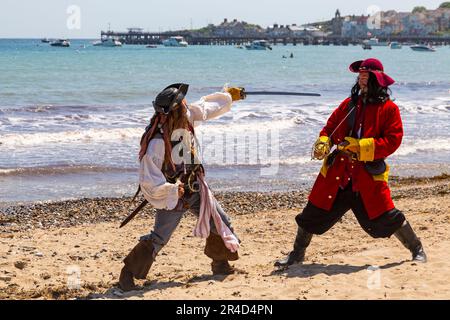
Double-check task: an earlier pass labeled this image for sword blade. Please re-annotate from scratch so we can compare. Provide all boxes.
[119,199,148,228]
[245,91,321,97]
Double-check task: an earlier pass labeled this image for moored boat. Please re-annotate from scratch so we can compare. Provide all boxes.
[162,36,188,47]
[363,37,389,47]
[50,39,70,47]
[410,44,436,52]
[93,38,122,47]
[245,40,272,50]
[390,41,402,49]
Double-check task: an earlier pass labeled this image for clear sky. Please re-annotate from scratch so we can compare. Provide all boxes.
[0,0,445,38]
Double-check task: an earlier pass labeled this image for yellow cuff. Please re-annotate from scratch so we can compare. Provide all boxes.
[358,138,375,161]
[319,136,329,144]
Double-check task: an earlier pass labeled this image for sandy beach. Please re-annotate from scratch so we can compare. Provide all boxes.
[0,174,449,300]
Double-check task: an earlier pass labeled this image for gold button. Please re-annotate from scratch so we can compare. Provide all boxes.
[340,158,344,161]
[348,178,351,181]
[351,166,354,169]
[328,195,332,199]
[336,177,340,180]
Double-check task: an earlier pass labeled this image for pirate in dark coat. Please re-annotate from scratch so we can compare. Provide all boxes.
[275,58,427,268]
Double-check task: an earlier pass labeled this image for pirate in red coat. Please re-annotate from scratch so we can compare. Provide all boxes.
[275,58,427,268]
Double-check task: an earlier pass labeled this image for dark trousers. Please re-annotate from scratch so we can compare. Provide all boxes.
[296,184,405,238]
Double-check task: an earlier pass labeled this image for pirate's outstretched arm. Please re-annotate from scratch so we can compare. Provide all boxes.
[187,89,242,125]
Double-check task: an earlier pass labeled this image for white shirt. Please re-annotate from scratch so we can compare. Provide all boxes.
[139,92,233,210]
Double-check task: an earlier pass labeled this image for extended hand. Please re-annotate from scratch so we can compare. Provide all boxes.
[340,137,360,154]
[312,136,331,160]
[226,87,245,101]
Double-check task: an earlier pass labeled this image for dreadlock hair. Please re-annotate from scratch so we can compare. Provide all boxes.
[139,113,164,161]
[138,102,195,171]
[351,72,391,105]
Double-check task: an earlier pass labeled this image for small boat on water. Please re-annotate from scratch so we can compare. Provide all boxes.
[162,36,188,47]
[93,37,122,47]
[410,44,436,52]
[245,40,272,50]
[363,37,389,47]
[390,42,402,49]
[41,38,51,43]
[50,39,70,47]
[362,43,372,50]
[146,44,158,48]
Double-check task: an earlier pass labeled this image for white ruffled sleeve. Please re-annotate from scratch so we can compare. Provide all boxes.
[187,92,233,126]
[139,138,180,210]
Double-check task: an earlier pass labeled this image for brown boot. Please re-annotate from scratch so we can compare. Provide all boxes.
[119,240,155,291]
[204,233,239,261]
[119,265,137,292]
[211,260,235,275]
[205,233,239,275]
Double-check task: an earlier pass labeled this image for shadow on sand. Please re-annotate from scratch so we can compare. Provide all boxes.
[85,279,185,300]
[86,273,234,300]
[271,260,407,278]
[83,262,407,299]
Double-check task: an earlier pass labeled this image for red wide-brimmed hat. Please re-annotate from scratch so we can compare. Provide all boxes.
[349,58,395,87]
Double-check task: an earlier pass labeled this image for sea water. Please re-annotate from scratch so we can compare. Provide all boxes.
[0,39,449,203]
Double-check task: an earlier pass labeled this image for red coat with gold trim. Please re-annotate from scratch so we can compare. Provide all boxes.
[308,97,403,219]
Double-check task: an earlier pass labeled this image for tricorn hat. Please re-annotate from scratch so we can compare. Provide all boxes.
[349,58,395,87]
[153,83,189,114]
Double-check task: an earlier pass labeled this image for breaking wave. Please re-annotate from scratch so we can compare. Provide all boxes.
[0,119,300,147]
[395,138,450,156]
[0,127,144,146]
[0,164,137,177]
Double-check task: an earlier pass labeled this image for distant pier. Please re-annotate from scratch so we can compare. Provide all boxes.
[101,29,450,46]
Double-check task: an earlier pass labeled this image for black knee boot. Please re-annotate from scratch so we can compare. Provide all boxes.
[394,221,427,263]
[274,226,313,267]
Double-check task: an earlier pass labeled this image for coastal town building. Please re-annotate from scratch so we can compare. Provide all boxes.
[101,3,450,44]
[266,24,291,37]
[332,10,344,35]
[341,15,370,39]
[265,23,328,38]
[340,4,450,37]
